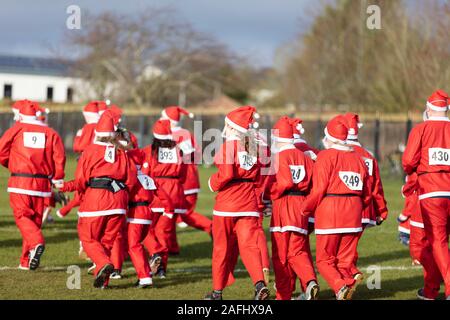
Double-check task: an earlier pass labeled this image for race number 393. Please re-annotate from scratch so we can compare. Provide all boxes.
[429,148,450,165]
[23,132,46,149]
[158,147,178,163]
[339,171,363,191]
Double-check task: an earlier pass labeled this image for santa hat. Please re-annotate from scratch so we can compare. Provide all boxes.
[290,118,305,139]
[95,112,116,137]
[19,101,42,121]
[109,105,123,125]
[37,105,50,122]
[161,106,194,124]
[153,119,173,140]
[97,101,109,115]
[344,112,363,140]
[272,116,294,143]
[225,106,260,133]
[12,100,32,121]
[426,90,449,112]
[324,115,349,144]
[82,101,102,124]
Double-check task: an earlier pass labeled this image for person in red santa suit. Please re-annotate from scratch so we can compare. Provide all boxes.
[161,106,212,255]
[402,89,450,300]
[124,146,174,288]
[59,110,137,288]
[141,119,187,279]
[291,118,320,161]
[400,172,444,300]
[268,116,319,300]
[344,112,388,290]
[301,115,371,300]
[204,106,270,301]
[0,100,66,270]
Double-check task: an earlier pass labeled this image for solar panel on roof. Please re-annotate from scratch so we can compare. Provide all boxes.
[0,54,73,76]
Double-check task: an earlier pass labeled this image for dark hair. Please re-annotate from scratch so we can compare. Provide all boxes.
[97,135,131,150]
[151,138,177,156]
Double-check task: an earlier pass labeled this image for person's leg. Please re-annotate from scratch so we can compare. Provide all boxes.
[110,222,128,272]
[154,214,176,272]
[271,232,292,300]
[288,232,317,292]
[181,194,212,234]
[336,233,359,286]
[212,215,235,291]
[257,216,270,271]
[235,217,265,285]
[316,234,347,293]
[127,222,152,283]
[421,198,450,296]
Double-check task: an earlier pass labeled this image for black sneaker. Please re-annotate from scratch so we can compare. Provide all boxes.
[150,254,162,275]
[417,288,434,300]
[29,244,45,271]
[204,291,222,300]
[254,281,270,300]
[155,267,166,279]
[94,264,114,288]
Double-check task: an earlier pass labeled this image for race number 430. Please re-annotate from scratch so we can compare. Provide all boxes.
[23,132,46,149]
[429,148,450,165]
[339,171,363,191]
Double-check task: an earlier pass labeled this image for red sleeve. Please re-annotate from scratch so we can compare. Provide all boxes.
[301,155,330,217]
[73,129,83,153]
[269,154,294,200]
[402,126,422,175]
[401,197,414,218]
[51,131,66,183]
[73,125,93,153]
[361,162,372,209]
[371,159,388,220]
[209,142,236,192]
[125,154,138,192]
[74,152,90,193]
[130,132,139,149]
[61,179,77,192]
[0,126,18,168]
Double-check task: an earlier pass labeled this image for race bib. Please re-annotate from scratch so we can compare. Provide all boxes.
[23,132,45,149]
[158,147,177,163]
[289,165,306,183]
[104,146,115,163]
[137,173,157,190]
[429,148,450,166]
[362,157,373,176]
[339,171,363,191]
[238,151,256,171]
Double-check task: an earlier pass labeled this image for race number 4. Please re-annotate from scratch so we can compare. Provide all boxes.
[429,148,450,166]
[362,157,374,176]
[289,165,306,183]
[339,171,363,191]
[238,151,256,171]
[158,147,178,163]
[104,146,116,163]
[23,132,46,149]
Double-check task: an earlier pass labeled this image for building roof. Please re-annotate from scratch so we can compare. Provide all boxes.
[0,54,72,77]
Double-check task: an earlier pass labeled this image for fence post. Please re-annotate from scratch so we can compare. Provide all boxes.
[405,117,412,144]
[315,118,323,148]
[374,118,381,161]
[138,115,145,148]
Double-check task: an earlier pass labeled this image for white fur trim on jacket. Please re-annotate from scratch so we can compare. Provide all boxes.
[213,210,260,217]
[418,191,450,200]
[269,226,308,235]
[127,218,152,225]
[77,209,126,217]
[184,188,200,195]
[7,187,52,198]
[315,227,362,234]
[410,220,424,229]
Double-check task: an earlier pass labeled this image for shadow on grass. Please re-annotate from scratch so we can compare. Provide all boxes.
[357,248,411,266]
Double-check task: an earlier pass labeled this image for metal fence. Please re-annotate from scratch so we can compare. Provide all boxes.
[0,111,418,163]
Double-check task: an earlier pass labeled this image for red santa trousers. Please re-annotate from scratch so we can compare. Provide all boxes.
[419,197,450,296]
[316,233,359,293]
[212,215,265,290]
[111,222,128,271]
[127,222,152,280]
[78,214,125,276]
[143,212,172,271]
[271,231,316,300]
[10,193,45,267]
[410,224,442,299]
[257,216,270,270]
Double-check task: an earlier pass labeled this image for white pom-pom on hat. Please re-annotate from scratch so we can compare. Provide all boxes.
[254,113,260,119]
[105,99,111,106]
[357,123,363,128]
[296,123,305,135]
[252,122,259,129]
[188,112,194,119]
[45,108,50,114]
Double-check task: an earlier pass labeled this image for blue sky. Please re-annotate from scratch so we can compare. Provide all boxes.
[0,0,318,67]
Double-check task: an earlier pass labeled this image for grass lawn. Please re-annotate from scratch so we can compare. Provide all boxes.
[0,157,445,299]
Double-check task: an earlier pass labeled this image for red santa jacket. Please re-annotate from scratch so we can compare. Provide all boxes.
[73,123,96,153]
[172,126,200,195]
[301,145,371,234]
[141,144,187,215]
[73,141,137,217]
[0,120,65,197]
[349,141,388,225]
[401,173,423,229]
[209,136,261,217]
[255,141,273,213]
[403,117,450,199]
[294,138,320,161]
[126,148,173,223]
[269,144,313,234]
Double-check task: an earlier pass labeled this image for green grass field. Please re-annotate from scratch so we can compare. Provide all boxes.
[0,157,444,300]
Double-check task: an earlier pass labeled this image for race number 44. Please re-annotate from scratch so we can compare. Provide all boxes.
[429,148,450,165]
[23,132,46,149]
[339,171,363,191]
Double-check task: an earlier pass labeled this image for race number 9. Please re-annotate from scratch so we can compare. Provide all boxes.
[339,171,363,191]
[429,148,450,166]
[23,132,46,149]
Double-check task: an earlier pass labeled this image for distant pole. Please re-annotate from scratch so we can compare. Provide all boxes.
[374,118,381,161]
[138,115,145,148]
[315,118,322,149]
[178,81,187,108]
[405,113,412,144]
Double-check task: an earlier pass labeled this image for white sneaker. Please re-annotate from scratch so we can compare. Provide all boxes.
[336,285,351,300]
[305,280,320,300]
[87,264,96,274]
[18,265,29,271]
[177,222,188,228]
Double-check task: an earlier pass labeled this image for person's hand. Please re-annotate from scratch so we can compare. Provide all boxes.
[52,180,64,189]
[376,216,384,225]
[263,206,272,217]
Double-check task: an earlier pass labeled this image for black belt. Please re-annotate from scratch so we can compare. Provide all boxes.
[154,176,179,179]
[283,190,307,196]
[129,201,149,208]
[230,178,254,183]
[418,170,450,176]
[88,177,126,193]
[11,173,50,179]
[325,193,359,198]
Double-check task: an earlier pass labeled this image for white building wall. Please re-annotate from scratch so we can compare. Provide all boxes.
[0,72,84,103]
